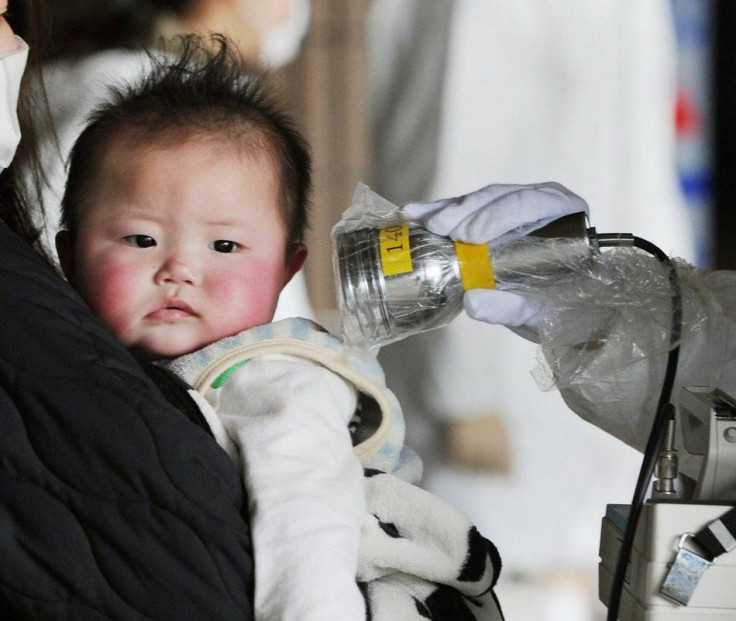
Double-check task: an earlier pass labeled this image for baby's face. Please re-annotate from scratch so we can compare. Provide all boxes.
[61,138,305,360]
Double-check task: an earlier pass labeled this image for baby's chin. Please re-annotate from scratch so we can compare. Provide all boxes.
[128,321,275,361]
[128,339,205,362]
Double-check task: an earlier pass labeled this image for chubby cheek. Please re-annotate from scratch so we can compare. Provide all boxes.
[209,261,286,333]
[75,255,144,343]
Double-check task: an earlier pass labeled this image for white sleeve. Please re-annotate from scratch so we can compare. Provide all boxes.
[0,38,27,171]
[205,354,366,621]
[556,266,736,471]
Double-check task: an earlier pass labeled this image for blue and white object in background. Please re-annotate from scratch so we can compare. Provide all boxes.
[670,0,713,267]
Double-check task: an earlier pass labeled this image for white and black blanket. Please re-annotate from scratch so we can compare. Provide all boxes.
[162,318,505,620]
[359,469,504,621]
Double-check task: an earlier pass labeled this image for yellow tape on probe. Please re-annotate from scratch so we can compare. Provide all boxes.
[455,241,496,290]
[379,224,413,276]
[379,224,495,290]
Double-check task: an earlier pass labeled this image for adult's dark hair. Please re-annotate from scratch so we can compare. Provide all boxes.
[24,0,198,62]
[0,0,55,264]
[62,33,311,246]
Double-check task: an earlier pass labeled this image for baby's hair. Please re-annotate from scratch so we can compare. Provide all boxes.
[61,33,311,246]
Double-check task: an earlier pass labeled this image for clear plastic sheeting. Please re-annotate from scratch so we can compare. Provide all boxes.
[332,183,593,350]
[533,253,714,458]
[333,184,463,349]
[332,185,731,460]
[532,248,688,395]
[333,183,405,235]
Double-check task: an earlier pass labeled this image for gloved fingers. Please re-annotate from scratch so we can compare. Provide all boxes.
[402,182,588,244]
[463,289,542,343]
[401,183,533,231]
[447,183,589,244]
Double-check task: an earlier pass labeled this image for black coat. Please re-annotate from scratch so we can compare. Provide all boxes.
[0,223,254,620]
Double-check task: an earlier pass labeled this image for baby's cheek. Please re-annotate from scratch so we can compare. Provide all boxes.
[215,264,283,325]
[80,261,140,332]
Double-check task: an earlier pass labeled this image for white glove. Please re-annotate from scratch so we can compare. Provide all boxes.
[402,182,588,339]
[401,181,588,245]
[463,289,542,342]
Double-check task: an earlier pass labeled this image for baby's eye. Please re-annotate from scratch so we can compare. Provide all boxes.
[123,234,157,248]
[210,240,241,253]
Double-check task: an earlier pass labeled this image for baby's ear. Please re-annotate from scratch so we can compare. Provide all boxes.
[55,230,75,283]
[283,243,308,287]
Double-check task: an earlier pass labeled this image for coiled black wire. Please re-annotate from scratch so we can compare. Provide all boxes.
[594,234,682,621]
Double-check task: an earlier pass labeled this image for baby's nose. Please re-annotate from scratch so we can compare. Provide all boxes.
[155,258,200,286]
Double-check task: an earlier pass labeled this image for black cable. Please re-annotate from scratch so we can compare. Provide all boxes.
[595,235,682,621]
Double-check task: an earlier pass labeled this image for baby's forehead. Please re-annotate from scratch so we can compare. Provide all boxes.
[104,126,275,163]
[91,130,281,194]
[81,130,285,220]
[71,126,289,230]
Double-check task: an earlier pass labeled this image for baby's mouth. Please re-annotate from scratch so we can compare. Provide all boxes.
[147,300,196,321]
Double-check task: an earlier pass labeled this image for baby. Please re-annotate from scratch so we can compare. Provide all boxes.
[56,34,502,621]
[55,35,372,620]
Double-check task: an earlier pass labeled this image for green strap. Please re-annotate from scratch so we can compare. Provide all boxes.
[210,359,249,389]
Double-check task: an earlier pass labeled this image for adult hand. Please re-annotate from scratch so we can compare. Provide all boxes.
[0,2,18,56]
[402,182,589,340]
[402,181,588,244]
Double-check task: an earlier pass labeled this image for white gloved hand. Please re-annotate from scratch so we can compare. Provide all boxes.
[401,181,588,245]
[402,182,589,340]
[463,289,543,342]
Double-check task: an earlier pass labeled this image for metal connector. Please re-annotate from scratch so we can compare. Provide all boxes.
[653,418,679,499]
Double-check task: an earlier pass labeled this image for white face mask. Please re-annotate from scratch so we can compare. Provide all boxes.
[0,42,27,170]
[258,0,311,69]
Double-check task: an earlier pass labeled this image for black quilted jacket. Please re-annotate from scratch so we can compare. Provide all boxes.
[0,222,254,619]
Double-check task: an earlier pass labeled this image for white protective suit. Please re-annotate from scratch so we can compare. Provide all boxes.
[409,190,736,483]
